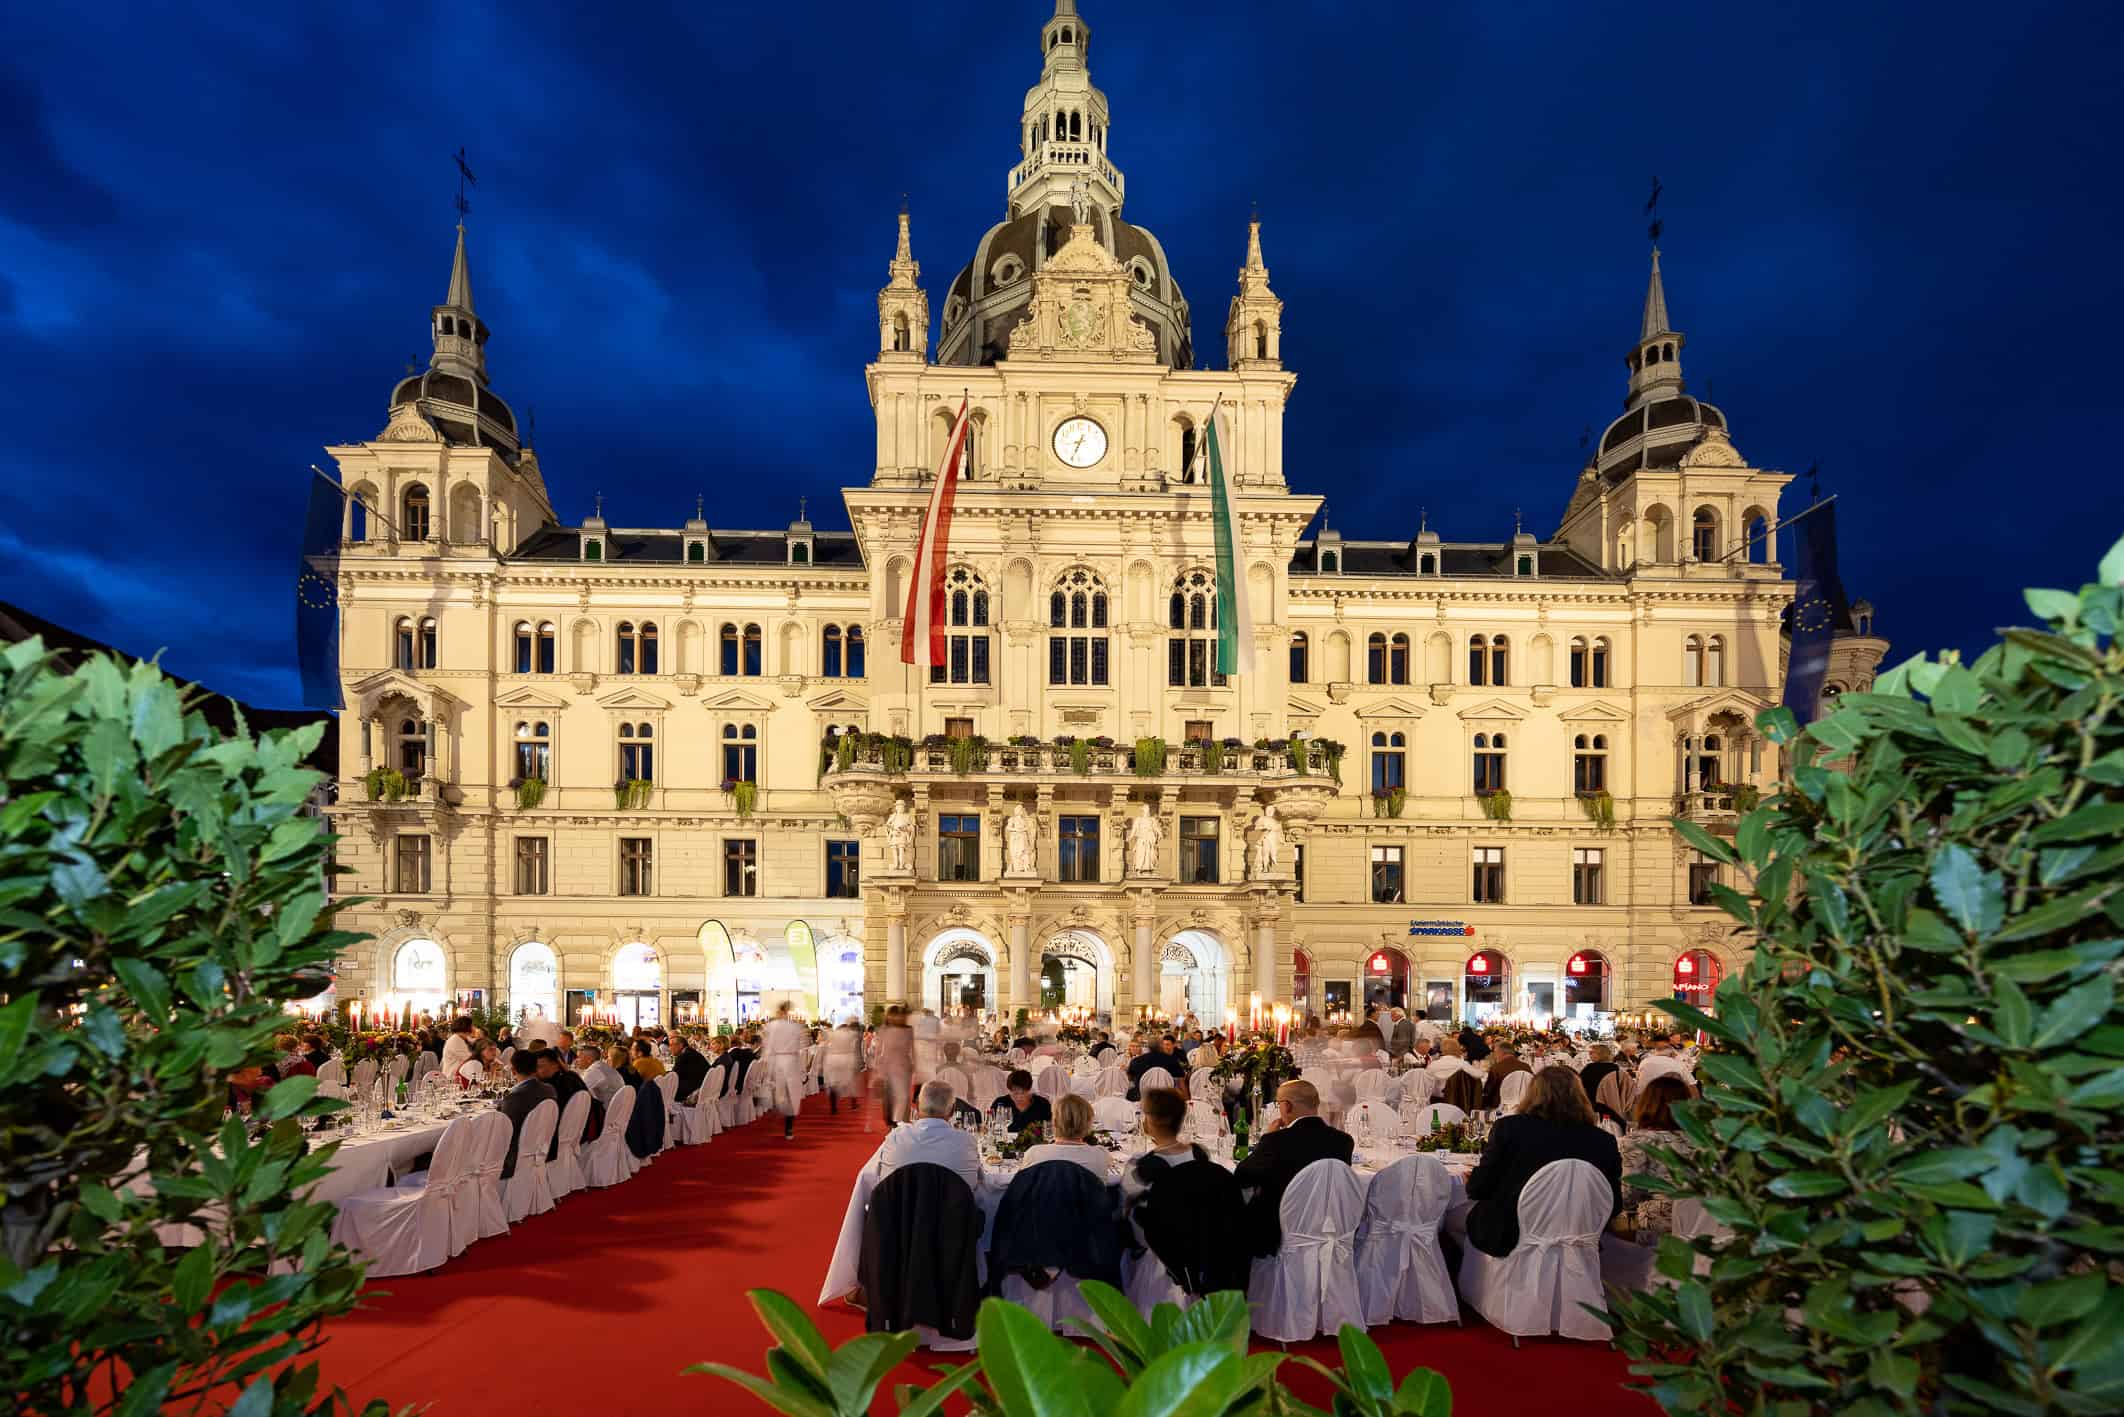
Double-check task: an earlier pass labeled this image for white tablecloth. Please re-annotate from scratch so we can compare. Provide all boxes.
[819,1138,1472,1306]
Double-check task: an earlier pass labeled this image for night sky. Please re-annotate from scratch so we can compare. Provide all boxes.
[4,2,2119,708]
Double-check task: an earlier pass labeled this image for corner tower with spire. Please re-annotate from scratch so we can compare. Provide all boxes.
[1008,2,1124,219]
[1625,248,1683,408]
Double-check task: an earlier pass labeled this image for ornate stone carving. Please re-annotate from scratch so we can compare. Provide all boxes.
[1006,224,1159,363]
[1681,425,1746,468]
[378,401,440,443]
[394,909,422,928]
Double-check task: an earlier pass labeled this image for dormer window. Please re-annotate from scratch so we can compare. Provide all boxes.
[1516,554,1534,576]
[1420,553,1437,574]
[790,540,810,564]
[1321,550,1339,573]
[582,535,603,562]
[686,540,707,564]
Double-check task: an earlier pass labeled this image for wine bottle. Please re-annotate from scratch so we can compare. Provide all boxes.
[1232,1106,1249,1162]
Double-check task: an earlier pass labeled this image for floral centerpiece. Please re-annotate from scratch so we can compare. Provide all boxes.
[1414,1120,1485,1154]
[341,1030,417,1065]
[1056,1024,1092,1046]
[573,1022,625,1053]
[994,1122,1047,1159]
[1210,1038,1298,1097]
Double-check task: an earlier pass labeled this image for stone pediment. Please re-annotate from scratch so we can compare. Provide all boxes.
[1287,694,1328,718]
[807,688,870,713]
[496,684,571,711]
[1355,696,1429,720]
[700,687,779,713]
[595,686,674,711]
[1665,688,1774,724]
[1558,700,1630,723]
[347,669,463,718]
[1006,223,1159,363]
[1453,697,1528,722]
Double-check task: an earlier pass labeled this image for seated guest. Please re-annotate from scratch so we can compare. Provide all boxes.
[1090,1032,1116,1061]
[878,1080,983,1193]
[463,1042,502,1084]
[1126,1036,1182,1098]
[629,1038,667,1081]
[439,1016,477,1078]
[1618,1075,1695,1241]
[578,1044,624,1104]
[554,1029,576,1062]
[604,1043,636,1086]
[1121,1088,1207,1218]
[1233,1080,1354,1256]
[1018,1094,1110,1181]
[670,1034,710,1101]
[1426,1037,1472,1081]
[1458,1024,1491,1064]
[1579,1044,1623,1121]
[1481,1042,1530,1111]
[275,1035,317,1078]
[301,1033,332,1072]
[1464,1066,1622,1259]
[496,1049,558,1181]
[1439,1069,1484,1114]
[988,1070,1053,1134]
[535,1048,587,1158]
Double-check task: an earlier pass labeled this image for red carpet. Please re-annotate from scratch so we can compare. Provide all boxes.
[305,1092,1659,1415]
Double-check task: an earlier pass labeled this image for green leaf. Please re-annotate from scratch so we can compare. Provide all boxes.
[1930,843,2004,936]
[818,1332,916,1416]
[1393,1368,1453,1417]
[1766,1171,1846,1199]
[2066,1070,2124,1107]
[1676,1281,1714,1341]
[1336,1324,1394,1405]
[977,1296,1086,1417]
[1074,1277,1155,1369]
[890,1362,984,1417]
[0,994,36,1080]
[2033,977,2116,1050]
[2098,531,2124,589]
[110,957,173,1021]
[744,1289,832,1383]
[685,1363,834,1417]
[257,1074,320,1121]
[1112,1343,1241,1417]
[1894,1148,1992,1184]
[1992,976,2035,1049]
[2020,1273,2107,1329]
[2032,803,2124,844]
[1669,816,1736,866]
[171,1243,215,1313]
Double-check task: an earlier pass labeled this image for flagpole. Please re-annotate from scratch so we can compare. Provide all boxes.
[1711,493,1836,566]
[309,464,404,540]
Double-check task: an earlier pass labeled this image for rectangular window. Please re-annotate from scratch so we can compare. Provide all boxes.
[1184,720,1214,744]
[938,814,980,882]
[1471,845,1505,904]
[515,739,549,782]
[826,839,861,898]
[1049,637,1067,685]
[1573,847,1604,905]
[1689,855,1720,906]
[945,717,975,740]
[724,838,758,897]
[1372,747,1405,791]
[1574,749,1606,794]
[515,836,549,895]
[1473,742,1506,794]
[1168,638,1185,687]
[1293,843,1306,902]
[619,837,653,897]
[394,834,431,894]
[1180,816,1220,885]
[1370,845,1404,904]
[970,635,990,684]
[722,740,757,783]
[1090,639,1109,685]
[1058,815,1101,883]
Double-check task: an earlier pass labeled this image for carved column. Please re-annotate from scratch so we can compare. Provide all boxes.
[1255,915,1277,1002]
[1011,913,1032,1015]
[886,898,908,1007]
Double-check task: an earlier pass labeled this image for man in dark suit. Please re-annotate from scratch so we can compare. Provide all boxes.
[1126,1036,1182,1099]
[534,1048,586,1160]
[1458,1024,1491,1064]
[1387,1009,1417,1059]
[1233,1080,1355,1256]
[495,1049,558,1181]
[671,1035,711,1102]
[1481,1042,1530,1111]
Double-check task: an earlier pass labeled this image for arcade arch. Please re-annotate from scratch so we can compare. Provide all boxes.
[923,928,998,1017]
[1162,928,1231,1025]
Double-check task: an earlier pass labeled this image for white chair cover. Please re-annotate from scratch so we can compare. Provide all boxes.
[350,1059,379,1095]
[316,1059,346,1087]
[1183,1099,1227,1140]
[500,1046,515,1066]
[1139,1067,1175,1094]
[585,1087,637,1188]
[1246,1158,1367,1342]
[457,1061,485,1087]
[1069,1072,1099,1099]
[1123,1246,1193,1318]
[1399,1070,1436,1107]
[1354,1154,1458,1325]
[382,1055,410,1094]
[1092,1096,1138,1133]
[1072,1054,1101,1078]
[1189,1067,1217,1098]
[329,1115,477,1277]
[970,1067,1008,1110]
[500,1099,559,1222]
[674,1072,718,1146]
[1346,1100,1401,1141]
[1457,1158,1614,1340]
[549,1090,592,1197]
[936,1066,971,1099]
[715,1065,750,1128]
[654,1072,681,1153]
[467,1110,513,1241]
[416,1051,439,1077]
[1353,1070,1388,1102]
[999,1271,1096,1333]
[1497,1071,1533,1115]
[1033,1065,1068,1102]
[1094,1067,1129,1098]
[1405,1101,1464,1134]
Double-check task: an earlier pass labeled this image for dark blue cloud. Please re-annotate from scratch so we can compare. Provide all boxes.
[3,1,2118,705]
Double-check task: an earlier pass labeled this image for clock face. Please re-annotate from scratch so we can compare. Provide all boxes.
[1052,416,1108,468]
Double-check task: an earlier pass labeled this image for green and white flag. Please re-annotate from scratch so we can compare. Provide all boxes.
[1203,407,1255,676]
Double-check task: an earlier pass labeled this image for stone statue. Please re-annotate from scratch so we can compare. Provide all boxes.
[1069,175,1090,226]
[1005,802,1038,875]
[1253,805,1284,878]
[884,798,916,873]
[1126,803,1164,876]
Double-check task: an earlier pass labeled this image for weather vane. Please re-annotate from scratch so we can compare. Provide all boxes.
[1645,175,1663,244]
[454,146,477,220]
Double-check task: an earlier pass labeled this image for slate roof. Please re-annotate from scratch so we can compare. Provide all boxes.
[1289,541,1615,580]
[510,527,865,567]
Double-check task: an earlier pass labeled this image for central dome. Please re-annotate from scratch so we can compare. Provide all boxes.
[937,203,1192,368]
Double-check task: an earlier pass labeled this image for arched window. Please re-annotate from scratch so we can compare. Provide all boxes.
[822,624,843,678]
[395,616,416,671]
[1389,632,1411,685]
[401,483,430,541]
[1367,633,1388,683]
[513,620,556,674]
[1569,635,1610,689]
[742,623,761,676]
[1047,568,1110,686]
[419,618,437,669]
[1744,508,1772,564]
[721,722,758,784]
[719,623,739,675]
[1321,550,1339,573]
[1564,949,1609,1013]
[845,625,865,678]
[1573,733,1608,794]
[618,722,654,782]
[1370,731,1406,793]
[349,489,373,542]
[1289,631,1309,684]
[1692,507,1719,562]
[1469,634,1507,686]
[1178,423,1197,482]
[891,312,910,352]
[396,716,427,778]
[615,620,658,675]
[514,720,550,782]
[1683,634,1705,688]
[1706,634,1726,687]
[931,567,992,685]
[1167,569,1225,688]
[791,542,810,564]
[1473,732,1506,795]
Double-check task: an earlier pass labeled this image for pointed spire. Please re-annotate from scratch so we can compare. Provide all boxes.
[1640,247,1671,340]
[878,202,930,359]
[446,221,475,314]
[428,222,488,382]
[1226,214,1283,367]
[1243,216,1266,273]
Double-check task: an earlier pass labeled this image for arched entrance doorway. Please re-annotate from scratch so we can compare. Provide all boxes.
[1292,947,1313,1020]
[389,938,449,1018]
[818,936,865,1023]
[923,929,996,1017]
[611,942,663,1030]
[1672,949,1723,1005]
[1161,929,1231,1027]
[1564,949,1609,1019]
[701,920,736,1025]
[732,936,769,1023]
[1462,950,1511,1025]
[508,941,559,1026]
[1362,946,1411,1014]
[1042,928,1116,1016]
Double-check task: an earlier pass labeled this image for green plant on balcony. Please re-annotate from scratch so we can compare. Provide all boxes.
[1286,736,1309,775]
[947,734,990,775]
[514,776,546,810]
[1371,787,1407,819]
[1577,788,1615,830]
[1069,738,1092,775]
[831,735,855,775]
[1322,738,1346,783]
[1731,783,1760,814]
[365,767,409,802]
[1201,738,1225,774]
[1133,736,1166,777]
[614,778,653,809]
[727,779,758,818]
[880,735,914,773]
[1479,788,1512,821]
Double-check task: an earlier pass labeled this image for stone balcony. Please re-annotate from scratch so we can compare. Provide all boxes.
[1672,785,1762,824]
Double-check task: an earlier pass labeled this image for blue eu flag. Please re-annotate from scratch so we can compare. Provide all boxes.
[1781,499,1851,726]
[296,470,342,710]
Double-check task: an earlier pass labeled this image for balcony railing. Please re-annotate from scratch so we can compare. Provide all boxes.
[1007,142,1125,199]
[824,736,1339,782]
[1674,785,1761,819]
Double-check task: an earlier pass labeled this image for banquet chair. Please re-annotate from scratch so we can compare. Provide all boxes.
[1247,1158,1368,1342]
[1123,1154,1249,1317]
[1092,1096,1139,1133]
[1346,1099,1401,1142]
[1093,1067,1129,1098]
[457,1061,485,1088]
[1497,1070,1533,1116]
[1072,1054,1101,1078]
[935,1066,970,1100]
[970,1066,1008,1110]
[1353,1154,1459,1326]
[382,1056,410,1095]
[1033,1065,1069,1103]
[500,1099,559,1223]
[1595,1070,1636,1123]
[549,1090,592,1198]
[467,1110,514,1241]
[1188,1067,1217,1098]
[1182,1099,1226,1141]
[674,1072,719,1146]
[715,1064,750,1129]
[1069,1071,1100,1099]
[1405,1101,1465,1133]
[859,1162,983,1352]
[1353,1070,1389,1103]
[350,1059,379,1095]
[1138,1067,1175,1095]
[416,1050,439,1077]
[331,1115,479,1276]
[316,1059,346,1088]
[499,1046,514,1066]
[1457,1158,1614,1343]
[990,1159,1123,1333]
[1400,1070,1437,1108]
[585,1087,638,1188]
[654,1072,682,1152]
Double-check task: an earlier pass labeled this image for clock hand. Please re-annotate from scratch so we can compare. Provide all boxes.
[1072,433,1086,456]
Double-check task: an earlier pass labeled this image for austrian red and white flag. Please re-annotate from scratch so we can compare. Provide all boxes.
[901,394,971,668]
